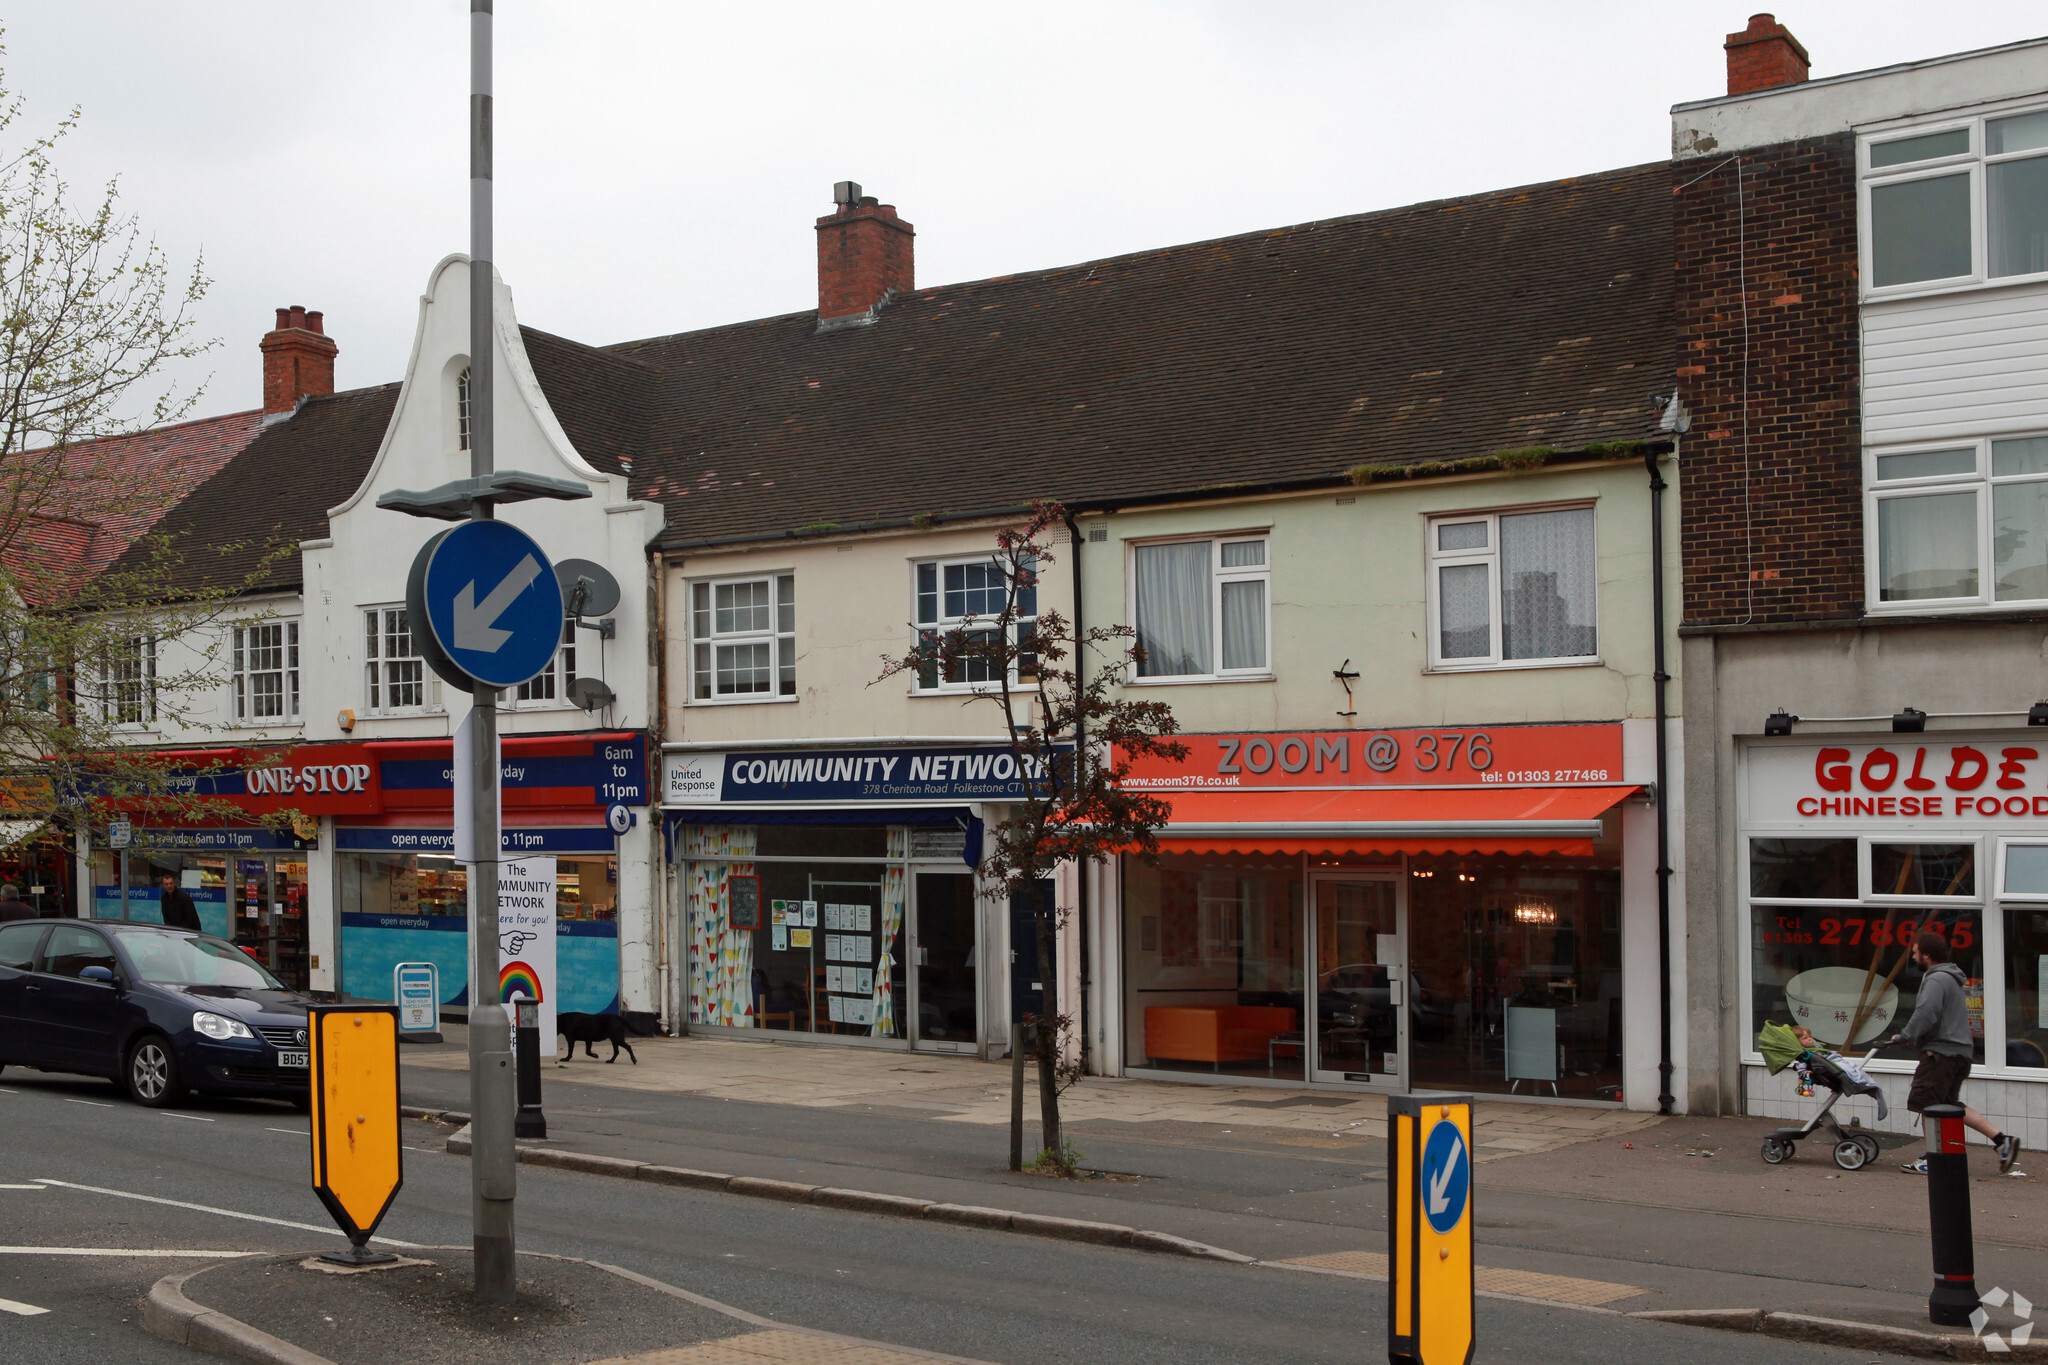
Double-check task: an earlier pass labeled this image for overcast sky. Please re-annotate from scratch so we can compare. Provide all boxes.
[6,3,2044,417]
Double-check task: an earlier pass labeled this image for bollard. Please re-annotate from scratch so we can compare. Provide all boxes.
[514,1000,548,1140]
[1922,1102,1978,1326]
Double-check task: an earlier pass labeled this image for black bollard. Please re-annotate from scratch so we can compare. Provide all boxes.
[1922,1102,1978,1326]
[514,1000,548,1139]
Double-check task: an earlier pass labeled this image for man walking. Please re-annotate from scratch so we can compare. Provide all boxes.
[1892,930,2021,1174]
[0,884,31,921]
[156,872,200,932]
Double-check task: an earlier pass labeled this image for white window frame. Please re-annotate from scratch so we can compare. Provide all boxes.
[230,619,300,725]
[1863,434,2048,613]
[1995,837,2048,902]
[1123,533,1271,685]
[101,634,157,727]
[511,619,577,707]
[362,606,442,715]
[1859,100,2048,302]
[911,552,1041,695]
[690,573,795,704]
[1424,502,1600,672]
[1861,834,1985,903]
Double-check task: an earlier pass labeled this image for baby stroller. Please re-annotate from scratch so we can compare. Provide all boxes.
[1756,1022,1897,1171]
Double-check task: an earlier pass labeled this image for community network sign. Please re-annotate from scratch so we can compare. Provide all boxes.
[664,744,1066,804]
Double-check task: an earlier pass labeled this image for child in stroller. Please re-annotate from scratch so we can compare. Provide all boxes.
[1758,1022,1893,1171]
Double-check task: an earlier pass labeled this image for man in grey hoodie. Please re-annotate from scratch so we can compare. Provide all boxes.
[1890,930,2021,1174]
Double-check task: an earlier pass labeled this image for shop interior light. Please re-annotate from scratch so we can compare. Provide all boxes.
[1512,896,1556,925]
[1892,706,1927,733]
[1763,709,1797,737]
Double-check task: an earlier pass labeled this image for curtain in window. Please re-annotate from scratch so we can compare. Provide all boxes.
[683,825,756,1026]
[1134,542,1211,676]
[1220,580,1265,671]
[1879,493,1978,601]
[1500,508,1597,660]
[1438,564,1490,659]
[875,862,906,1038]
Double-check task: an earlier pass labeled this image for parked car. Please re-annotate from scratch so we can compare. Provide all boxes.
[0,918,312,1108]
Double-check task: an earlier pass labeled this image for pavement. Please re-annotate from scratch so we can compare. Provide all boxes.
[0,1066,1887,1365]
[392,1026,2048,1359]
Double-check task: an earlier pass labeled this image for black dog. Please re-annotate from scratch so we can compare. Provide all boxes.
[556,1012,637,1064]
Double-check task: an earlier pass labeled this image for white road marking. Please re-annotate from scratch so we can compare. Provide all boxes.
[0,1087,17,1093]
[264,1128,309,1137]
[0,1296,48,1316]
[0,1246,249,1258]
[61,1098,113,1108]
[0,1183,44,1189]
[30,1180,422,1248]
[159,1113,214,1122]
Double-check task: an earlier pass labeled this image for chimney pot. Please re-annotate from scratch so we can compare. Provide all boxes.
[815,183,914,322]
[1725,12,1810,96]
[260,305,339,415]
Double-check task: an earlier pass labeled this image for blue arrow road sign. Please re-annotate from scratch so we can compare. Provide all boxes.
[407,521,564,690]
[1421,1117,1469,1234]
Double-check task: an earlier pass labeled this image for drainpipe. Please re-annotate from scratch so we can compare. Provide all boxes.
[1063,512,1091,1075]
[1646,434,1677,1116]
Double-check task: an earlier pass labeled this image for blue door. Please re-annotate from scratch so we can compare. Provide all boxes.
[33,924,122,1074]
[0,922,50,1064]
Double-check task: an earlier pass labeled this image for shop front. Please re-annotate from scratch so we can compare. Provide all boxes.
[1740,734,2048,1140]
[662,742,1040,1055]
[89,827,314,987]
[1115,724,1644,1102]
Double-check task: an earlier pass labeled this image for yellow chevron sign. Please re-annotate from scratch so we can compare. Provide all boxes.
[308,1007,402,1247]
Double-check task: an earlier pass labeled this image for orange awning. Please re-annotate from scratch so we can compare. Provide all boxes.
[1151,785,1639,857]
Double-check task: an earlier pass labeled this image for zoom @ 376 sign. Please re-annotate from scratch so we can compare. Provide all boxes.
[407,521,564,690]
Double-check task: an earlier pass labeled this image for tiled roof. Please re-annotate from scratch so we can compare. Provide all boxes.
[1,408,265,604]
[613,161,1674,548]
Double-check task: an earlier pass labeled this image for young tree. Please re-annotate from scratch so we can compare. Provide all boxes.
[0,60,297,862]
[877,502,1186,1174]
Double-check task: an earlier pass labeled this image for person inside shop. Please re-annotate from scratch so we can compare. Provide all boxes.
[156,872,201,932]
[0,883,31,921]
[1889,931,2022,1175]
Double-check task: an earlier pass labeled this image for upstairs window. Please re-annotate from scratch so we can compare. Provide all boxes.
[1864,108,2048,292]
[913,555,1037,692]
[515,620,577,703]
[692,575,794,701]
[456,366,472,451]
[1130,537,1267,680]
[232,621,299,722]
[102,635,156,725]
[1427,507,1597,668]
[364,607,438,712]
[1868,434,2048,608]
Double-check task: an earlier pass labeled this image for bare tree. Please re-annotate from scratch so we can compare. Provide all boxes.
[878,502,1186,1174]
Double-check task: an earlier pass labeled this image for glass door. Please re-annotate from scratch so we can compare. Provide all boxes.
[913,872,979,1051]
[1310,873,1406,1087]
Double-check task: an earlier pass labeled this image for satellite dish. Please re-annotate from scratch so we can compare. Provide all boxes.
[568,677,615,713]
[554,558,621,618]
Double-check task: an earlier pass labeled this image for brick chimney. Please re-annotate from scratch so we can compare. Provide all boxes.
[1725,13,1809,96]
[260,305,338,415]
[815,181,914,327]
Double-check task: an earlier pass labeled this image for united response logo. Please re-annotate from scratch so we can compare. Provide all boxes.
[1973,1286,2035,1353]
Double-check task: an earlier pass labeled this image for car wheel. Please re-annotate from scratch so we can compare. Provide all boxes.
[124,1036,185,1108]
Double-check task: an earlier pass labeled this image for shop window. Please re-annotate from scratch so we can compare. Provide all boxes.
[1864,108,2048,293]
[692,575,794,701]
[232,620,299,722]
[1748,837,1985,1064]
[514,620,576,703]
[98,634,156,725]
[1868,435,2048,609]
[912,554,1039,692]
[363,607,439,712]
[1426,507,1597,669]
[2004,907,2048,1069]
[1129,537,1266,680]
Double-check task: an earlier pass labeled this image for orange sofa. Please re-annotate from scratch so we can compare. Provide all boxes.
[1143,1005,1298,1069]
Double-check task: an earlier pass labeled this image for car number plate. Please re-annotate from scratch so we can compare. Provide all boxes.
[278,1050,309,1068]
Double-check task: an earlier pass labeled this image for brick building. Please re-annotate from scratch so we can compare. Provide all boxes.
[1675,17,2048,1147]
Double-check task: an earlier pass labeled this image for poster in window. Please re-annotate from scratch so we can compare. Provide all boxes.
[728,875,762,930]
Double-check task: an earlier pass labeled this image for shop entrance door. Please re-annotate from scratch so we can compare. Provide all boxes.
[1308,873,1407,1088]
[913,872,979,1052]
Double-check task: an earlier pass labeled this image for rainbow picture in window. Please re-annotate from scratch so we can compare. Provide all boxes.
[499,960,543,1003]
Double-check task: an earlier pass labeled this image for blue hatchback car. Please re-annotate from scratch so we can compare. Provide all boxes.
[0,918,313,1108]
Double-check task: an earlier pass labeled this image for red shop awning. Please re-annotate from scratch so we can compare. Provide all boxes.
[1151,785,1640,856]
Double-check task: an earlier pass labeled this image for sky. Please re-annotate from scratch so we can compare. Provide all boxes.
[4,3,2045,417]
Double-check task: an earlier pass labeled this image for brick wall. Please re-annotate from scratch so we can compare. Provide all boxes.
[260,306,338,415]
[1674,134,1861,628]
[815,200,915,320]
